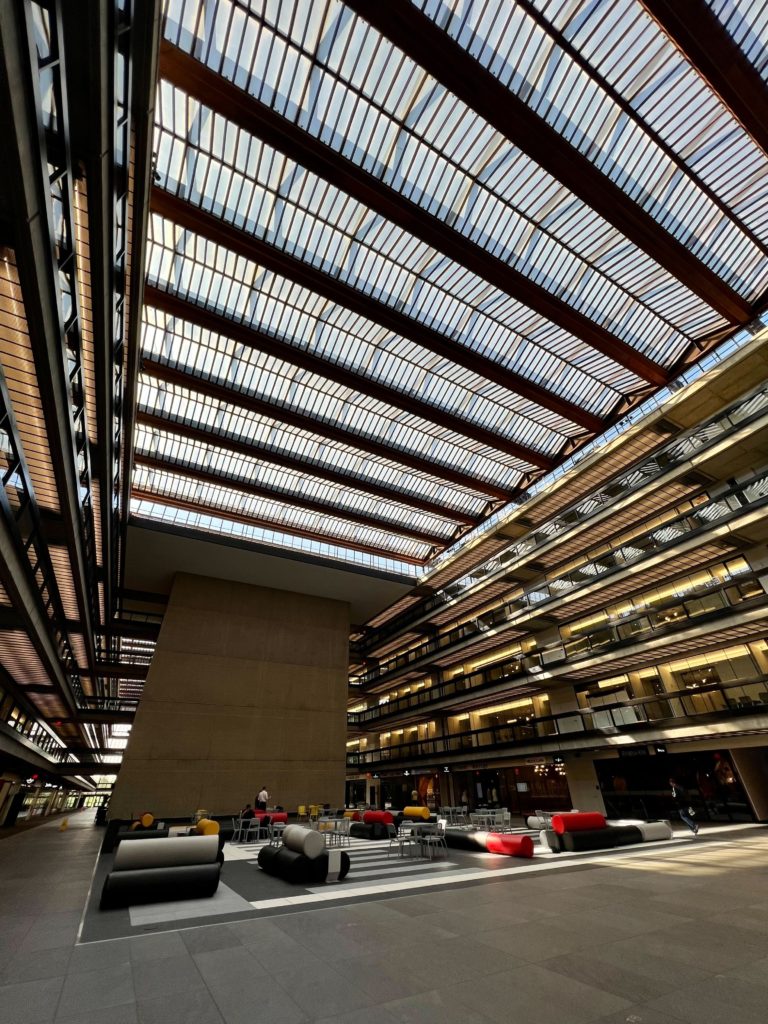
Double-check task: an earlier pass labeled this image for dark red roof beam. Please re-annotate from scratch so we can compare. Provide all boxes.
[145,285,555,472]
[133,451,451,547]
[150,187,603,434]
[641,0,768,160]
[135,409,478,526]
[141,357,513,500]
[344,0,753,328]
[159,43,666,388]
[131,488,431,566]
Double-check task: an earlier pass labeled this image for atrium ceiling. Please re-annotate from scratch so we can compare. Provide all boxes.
[132,0,768,576]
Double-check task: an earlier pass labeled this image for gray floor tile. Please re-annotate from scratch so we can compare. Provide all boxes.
[543,952,682,1003]
[137,988,225,1024]
[57,1002,138,1024]
[129,931,188,961]
[56,962,135,1018]
[443,963,632,1024]
[645,986,767,1024]
[17,925,79,954]
[273,960,375,1018]
[132,952,205,1000]
[209,983,308,1024]
[315,1008,398,1024]
[68,939,131,974]
[193,945,269,990]
[380,988,495,1024]
[339,953,434,1003]
[0,976,63,1024]
[181,924,242,955]
[594,1005,694,1023]
[0,947,72,985]
[473,919,595,961]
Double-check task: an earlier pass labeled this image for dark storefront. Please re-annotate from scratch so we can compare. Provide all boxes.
[595,749,753,822]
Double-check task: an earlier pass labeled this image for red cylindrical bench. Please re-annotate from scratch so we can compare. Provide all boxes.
[485,834,534,858]
[252,811,288,824]
[551,812,606,834]
[363,810,393,825]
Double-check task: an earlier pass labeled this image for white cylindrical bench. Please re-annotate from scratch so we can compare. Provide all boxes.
[636,821,673,842]
[282,823,325,859]
[113,834,219,871]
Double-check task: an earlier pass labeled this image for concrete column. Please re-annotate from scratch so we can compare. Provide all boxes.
[730,747,768,821]
[110,573,350,819]
[548,684,585,733]
[563,753,606,814]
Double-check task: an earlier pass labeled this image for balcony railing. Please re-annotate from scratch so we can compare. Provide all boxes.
[354,382,768,658]
[354,471,768,688]
[350,570,766,725]
[347,678,768,769]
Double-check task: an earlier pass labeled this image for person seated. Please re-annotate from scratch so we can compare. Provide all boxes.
[240,803,255,819]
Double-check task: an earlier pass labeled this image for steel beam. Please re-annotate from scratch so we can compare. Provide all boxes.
[80,663,148,680]
[133,452,451,547]
[142,356,514,500]
[642,0,768,159]
[135,410,479,525]
[144,286,555,471]
[150,187,603,433]
[131,487,431,565]
[344,0,752,327]
[63,1,118,634]
[159,42,666,388]
[118,0,162,599]
[0,1,99,681]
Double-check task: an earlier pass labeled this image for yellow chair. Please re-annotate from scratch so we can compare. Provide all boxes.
[308,804,321,820]
[297,805,308,821]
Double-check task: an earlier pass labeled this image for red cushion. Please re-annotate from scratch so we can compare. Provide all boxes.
[363,810,393,825]
[552,812,606,834]
[269,812,288,824]
[485,834,534,858]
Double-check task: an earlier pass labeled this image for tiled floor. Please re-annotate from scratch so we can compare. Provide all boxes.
[1,811,767,1023]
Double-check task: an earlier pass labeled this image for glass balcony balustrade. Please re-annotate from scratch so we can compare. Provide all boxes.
[347,676,768,769]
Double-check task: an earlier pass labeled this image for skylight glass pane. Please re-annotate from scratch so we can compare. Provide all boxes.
[132,463,432,560]
[707,0,768,82]
[155,80,658,402]
[134,423,456,537]
[162,0,726,362]
[140,307,527,485]
[137,375,487,516]
[145,213,587,457]
[414,0,768,304]
[131,498,420,577]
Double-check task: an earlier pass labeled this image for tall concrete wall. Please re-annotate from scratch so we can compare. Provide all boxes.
[563,753,607,814]
[110,573,349,819]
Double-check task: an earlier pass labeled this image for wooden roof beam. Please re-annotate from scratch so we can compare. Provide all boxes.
[641,0,768,160]
[141,356,514,501]
[159,42,667,388]
[150,187,604,434]
[135,409,479,525]
[131,487,431,566]
[344,0,753,327]
[144,285,555,472]
[133,451,452,548]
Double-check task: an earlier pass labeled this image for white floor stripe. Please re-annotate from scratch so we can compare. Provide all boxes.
[247,829,764,912]
[350,861,456,878]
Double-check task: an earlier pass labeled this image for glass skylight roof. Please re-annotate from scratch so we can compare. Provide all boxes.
[133,0,768,574]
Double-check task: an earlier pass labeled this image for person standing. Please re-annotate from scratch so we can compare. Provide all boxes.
[256,786,269,811]
[670,777,698,835]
